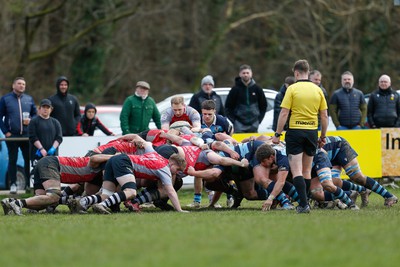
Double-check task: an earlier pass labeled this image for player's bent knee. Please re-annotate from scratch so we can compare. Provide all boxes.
[101,188,115,197]
[310,187,324,201]
[45,188,62,203]
[345,165,361,178]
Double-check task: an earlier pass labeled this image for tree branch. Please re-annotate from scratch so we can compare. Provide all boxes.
[27,0,67,19]
[28,3,141,61]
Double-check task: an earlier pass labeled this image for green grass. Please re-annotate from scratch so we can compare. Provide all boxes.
[1,189,400,267]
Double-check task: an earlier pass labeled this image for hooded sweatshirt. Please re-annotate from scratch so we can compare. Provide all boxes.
[48,76,81,136]
[76,103,113,136]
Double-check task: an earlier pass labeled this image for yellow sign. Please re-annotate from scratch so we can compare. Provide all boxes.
[381,128,400,176]
[233,129,383,178]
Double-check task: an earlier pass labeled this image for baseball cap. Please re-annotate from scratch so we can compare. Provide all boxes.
[40,99,52,107]
[136,81,150,90]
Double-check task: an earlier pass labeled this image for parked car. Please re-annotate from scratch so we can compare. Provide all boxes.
[0,131,27,190]
[79,105,123,136]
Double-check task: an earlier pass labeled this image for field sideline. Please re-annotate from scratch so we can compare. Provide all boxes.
[1,188,399,267]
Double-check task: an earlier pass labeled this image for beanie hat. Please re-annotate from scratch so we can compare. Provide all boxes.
[201,75,214,86]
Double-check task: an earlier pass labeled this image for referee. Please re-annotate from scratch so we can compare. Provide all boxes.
[272,59,328,213]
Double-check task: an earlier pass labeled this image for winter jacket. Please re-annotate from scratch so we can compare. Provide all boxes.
[120,94,161,134]
[189,90,225,116]
[272,84,287,132]
[0,91,37,136]
[48,76,81,136]
[329,87,366,128]
[225,77,267,133]
[76,103,113,136]
[367,87,400,128]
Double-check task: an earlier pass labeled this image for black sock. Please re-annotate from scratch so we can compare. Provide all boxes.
[293,176,307,207]
[256,187,269,200]
[304,179,311,196]
[64,186,74,196]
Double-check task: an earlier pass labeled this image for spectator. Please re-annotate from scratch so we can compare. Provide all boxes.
[367,74,400,128]
[28,99,62,163]
[225,64,267,133]
[329,71,367,130]
[161,95,201,132]
[189,75,225,116]
[309,70,328,104]
[120,81,161,134]
[0,77,37,193]
[309,70,329,129]
[272,76,295,132]
[48,76,81,136]
[77,103,115,136]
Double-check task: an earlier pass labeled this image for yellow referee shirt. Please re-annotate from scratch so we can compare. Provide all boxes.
[281,80,327,130]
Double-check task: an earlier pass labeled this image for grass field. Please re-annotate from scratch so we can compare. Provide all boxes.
[1,188,400,267]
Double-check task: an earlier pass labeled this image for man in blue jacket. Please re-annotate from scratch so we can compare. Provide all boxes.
[0,77,37,193]
[329,71,367,130]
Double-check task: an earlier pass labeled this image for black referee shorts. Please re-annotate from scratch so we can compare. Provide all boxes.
[285,129,318,156]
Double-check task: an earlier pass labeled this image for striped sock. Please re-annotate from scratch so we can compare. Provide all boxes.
[135,189,160,204]
[81,195,102,207]
[15,199,27,208]
[276,192,290,205]
[193,193,202,203]
[282,182,299,202]
[332,187,351,206]
[342,180,365,192]
[103,192,126,208]
[366,177,392,198]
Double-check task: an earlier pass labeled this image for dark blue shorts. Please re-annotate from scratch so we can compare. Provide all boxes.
[311,150,332,177]
[103,154,134,184]
[332,140,358,166]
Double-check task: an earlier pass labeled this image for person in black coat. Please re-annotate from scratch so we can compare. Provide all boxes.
[272,76,295,132]
[189,75,225,116]
[225,65,267,133]
[367,74,400,128]
[48,76,81,136]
